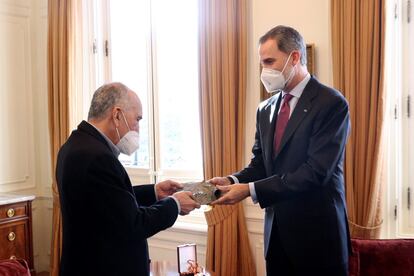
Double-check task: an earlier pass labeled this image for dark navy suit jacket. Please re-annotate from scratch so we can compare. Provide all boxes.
[56,121,178,276]
[234,76,351,269]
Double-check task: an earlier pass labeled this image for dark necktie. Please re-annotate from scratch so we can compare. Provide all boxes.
[274,93,294,155]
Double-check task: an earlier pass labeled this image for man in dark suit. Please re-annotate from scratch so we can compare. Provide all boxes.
[56,82,200,276]
[211,25,351,275]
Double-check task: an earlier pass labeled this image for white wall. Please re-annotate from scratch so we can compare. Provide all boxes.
[0,0,52,272]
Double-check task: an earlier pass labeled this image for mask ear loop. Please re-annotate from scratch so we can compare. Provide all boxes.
[280,51,294,74]
[283,52,297,87]
[113,108,130,144]
[115,127,121,142]
[120,110,132,131]
[112,108,122,143]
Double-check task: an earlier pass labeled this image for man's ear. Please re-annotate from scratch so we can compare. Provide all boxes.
[112,107,121,127]
[292,50,301,66]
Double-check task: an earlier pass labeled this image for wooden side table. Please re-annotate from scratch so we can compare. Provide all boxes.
[0,194,35,275]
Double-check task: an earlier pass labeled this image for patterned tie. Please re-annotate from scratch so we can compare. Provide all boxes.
[274,93,294,155]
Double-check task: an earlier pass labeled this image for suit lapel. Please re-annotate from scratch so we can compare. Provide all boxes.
[274,77,318,158]
[264,93,282,162]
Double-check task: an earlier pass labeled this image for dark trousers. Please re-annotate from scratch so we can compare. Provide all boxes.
[265,226,348,276]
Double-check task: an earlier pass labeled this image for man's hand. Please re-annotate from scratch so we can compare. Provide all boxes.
[208,176,231,186]
[155,180,183,200]
[172,191,201,215]
[211,184,250,205]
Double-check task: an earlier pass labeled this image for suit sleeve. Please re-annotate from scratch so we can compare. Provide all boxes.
[255,95,350,208]
[233,107,267,182]
[87,155,178,239]
[133,184,157,207]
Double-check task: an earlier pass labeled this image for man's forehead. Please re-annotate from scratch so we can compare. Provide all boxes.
[259,39,279,55]
[136,100,143,116]
[127,91,142,116]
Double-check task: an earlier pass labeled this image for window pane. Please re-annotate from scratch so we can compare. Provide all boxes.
[109,0,151,168]
[153,0,202,172]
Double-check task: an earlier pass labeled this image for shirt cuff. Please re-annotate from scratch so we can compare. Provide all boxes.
[169,195,181,214]
[228,175,239,184]
[248,182,258,204]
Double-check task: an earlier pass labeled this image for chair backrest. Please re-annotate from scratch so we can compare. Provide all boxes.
[349,238,414,276]
[0,258,31,276]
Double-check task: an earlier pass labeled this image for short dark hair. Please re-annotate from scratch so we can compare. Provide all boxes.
[87,82,130,120]
[259,25,307,65]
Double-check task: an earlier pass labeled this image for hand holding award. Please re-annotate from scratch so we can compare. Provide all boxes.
[177,181,221,205]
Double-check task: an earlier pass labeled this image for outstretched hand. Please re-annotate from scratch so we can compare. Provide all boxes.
[211,184,250,205]
[173,191,201,215]
[155,180,183,200]
[208,176,231,186]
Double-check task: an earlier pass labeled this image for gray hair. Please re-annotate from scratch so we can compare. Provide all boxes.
[87,82,130,120]
[259,25,307,65]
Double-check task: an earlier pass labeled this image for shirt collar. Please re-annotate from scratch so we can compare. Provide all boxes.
[282,73,311,99]
[87,121,120,157]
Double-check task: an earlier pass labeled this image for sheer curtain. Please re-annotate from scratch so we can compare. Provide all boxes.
[331,0,386,238]
[199,0,256,275]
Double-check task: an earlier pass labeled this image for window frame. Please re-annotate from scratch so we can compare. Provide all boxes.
[78,0,206,227]
[400,0,414,235]
[383,0,414,238]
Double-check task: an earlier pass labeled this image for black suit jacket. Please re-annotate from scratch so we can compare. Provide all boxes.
[56,121,178,276]
[234,76,351,269]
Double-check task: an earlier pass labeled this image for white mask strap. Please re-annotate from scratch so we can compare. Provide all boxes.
[281,51,293,74]
[120,110,131,131]
[115,127,121,141]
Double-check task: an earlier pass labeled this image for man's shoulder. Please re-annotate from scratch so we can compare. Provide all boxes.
[57,131,124,189]
[59,128,115,165]
[63,127,102,150]
[309,77,348,107]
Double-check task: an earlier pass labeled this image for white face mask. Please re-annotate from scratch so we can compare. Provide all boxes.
[260,52,295,94]
[115,111,140,156]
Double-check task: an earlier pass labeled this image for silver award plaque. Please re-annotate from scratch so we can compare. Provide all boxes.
[178,181,221,205]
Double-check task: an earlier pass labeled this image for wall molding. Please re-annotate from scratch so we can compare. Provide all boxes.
[0,0,29,8]
[0,8,36,193]
[0,1,30,17]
